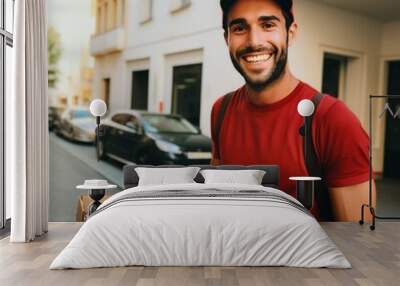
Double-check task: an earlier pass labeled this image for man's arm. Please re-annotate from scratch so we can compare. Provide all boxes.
[330,180,376,222]
[210,157,220,166]
[210,145,220,165]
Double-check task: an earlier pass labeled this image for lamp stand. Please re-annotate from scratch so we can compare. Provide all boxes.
[96,116,100,161]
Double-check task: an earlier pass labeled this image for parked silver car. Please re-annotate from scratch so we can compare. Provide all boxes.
[56,107,96,143]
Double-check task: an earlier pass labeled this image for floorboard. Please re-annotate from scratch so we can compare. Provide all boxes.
[0,222,398,286]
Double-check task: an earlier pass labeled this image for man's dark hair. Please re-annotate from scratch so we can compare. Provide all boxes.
[220,0,294,32]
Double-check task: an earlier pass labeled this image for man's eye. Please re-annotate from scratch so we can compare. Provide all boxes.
[231,25,246,33]
[262,22,275,29]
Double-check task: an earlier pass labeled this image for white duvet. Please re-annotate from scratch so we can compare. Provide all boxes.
[50,183,351,269]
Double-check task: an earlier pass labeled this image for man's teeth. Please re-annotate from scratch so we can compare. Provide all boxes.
[244,54,271,63]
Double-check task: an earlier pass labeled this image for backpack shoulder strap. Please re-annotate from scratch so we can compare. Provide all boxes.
[302,92,334,221]
[214,92,234,159]
[303,92,324,176]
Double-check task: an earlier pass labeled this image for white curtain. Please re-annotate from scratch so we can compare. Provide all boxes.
[8,0,49,242]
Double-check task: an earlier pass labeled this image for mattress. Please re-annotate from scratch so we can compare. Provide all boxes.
[50,183,351,269]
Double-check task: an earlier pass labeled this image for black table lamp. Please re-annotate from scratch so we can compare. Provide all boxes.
[294,99,321,210]
[89,99,107,161]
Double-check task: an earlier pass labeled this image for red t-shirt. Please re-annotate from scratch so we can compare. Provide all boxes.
[211,82,370,214]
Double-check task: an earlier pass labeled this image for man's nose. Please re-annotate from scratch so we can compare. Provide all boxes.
[247,27,264,47]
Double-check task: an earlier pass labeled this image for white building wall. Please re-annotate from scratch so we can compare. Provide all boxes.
[95,0,400,139]
[122,0,243,136]
[93,52,127,111]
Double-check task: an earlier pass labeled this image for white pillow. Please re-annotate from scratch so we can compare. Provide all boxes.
[135,167,201,186]
[200,169,266,185]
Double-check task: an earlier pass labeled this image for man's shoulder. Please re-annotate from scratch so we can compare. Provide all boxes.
[315,94,363,132]
[211,86,244,113]
[298,82,361,128]
[298,82,343,117]
[317,94,341,117]
[318,95,351,118]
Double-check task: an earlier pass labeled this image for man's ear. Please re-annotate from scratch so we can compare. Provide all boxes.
[287,22,298,47]
[224,31,229,45]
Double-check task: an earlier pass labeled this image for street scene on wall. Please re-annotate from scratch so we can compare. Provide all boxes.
[47,0,400,223]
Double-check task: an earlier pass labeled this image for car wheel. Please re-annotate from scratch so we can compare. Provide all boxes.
[96,139,107,160]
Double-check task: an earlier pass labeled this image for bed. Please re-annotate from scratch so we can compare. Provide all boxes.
[50,165,350,269]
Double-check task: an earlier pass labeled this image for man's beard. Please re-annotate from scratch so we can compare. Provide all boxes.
[229,44,288,92]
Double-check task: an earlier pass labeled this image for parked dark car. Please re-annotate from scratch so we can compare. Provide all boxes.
[97,110,212,165]
[56,107,96,143]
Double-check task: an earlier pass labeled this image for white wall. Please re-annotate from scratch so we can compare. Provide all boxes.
[126,0,221,48]
[381,21,400,57]
[96,0,399,138]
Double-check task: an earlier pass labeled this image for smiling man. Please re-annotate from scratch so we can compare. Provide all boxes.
[211,0,376,221]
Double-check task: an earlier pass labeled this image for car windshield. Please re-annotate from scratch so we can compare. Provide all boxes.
[72,110,91,119]
[142,114,198,134]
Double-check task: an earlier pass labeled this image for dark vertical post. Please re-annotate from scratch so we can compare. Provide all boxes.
[96,116,100,161]
[296,180,314,210]
[304,116,311,165]
[369,96,372,207]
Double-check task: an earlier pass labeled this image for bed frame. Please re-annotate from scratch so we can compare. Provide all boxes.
[123,165,280,189]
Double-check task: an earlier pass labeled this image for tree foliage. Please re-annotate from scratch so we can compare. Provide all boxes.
[48,26,62,88]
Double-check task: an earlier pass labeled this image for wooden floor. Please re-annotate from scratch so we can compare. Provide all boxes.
[0,222,399,286]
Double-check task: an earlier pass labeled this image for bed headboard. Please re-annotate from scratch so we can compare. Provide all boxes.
[123,165,280,189]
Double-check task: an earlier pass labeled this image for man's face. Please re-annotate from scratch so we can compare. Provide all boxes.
[225,0,294,91]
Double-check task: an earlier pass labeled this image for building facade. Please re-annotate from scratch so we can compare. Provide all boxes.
[90,0,400,175]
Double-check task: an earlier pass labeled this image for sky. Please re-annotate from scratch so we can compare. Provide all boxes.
[47,0,95,104]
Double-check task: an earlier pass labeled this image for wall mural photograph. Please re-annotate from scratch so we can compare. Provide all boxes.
[46,0,400,227]
[3,0,400,284]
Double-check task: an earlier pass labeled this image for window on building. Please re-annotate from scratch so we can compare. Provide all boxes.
[1,0,15,232]
[101,3,107,33]
[117,0,125,26]
[113,0,117,22]
[140,0,153,24]
[106,0,118,30]
[96,0,124,34]
[131,70,149,110]
[171,64,202,127]
[322,53,348,98]
[96,6,101,33]
[170,0,191,13]
[104,2,109,31]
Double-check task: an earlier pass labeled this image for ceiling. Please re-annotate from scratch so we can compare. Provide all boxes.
[315,0,400,22]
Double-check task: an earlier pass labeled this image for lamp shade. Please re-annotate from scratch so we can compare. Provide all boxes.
[90,99,107,117]
[297,99,315,117]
